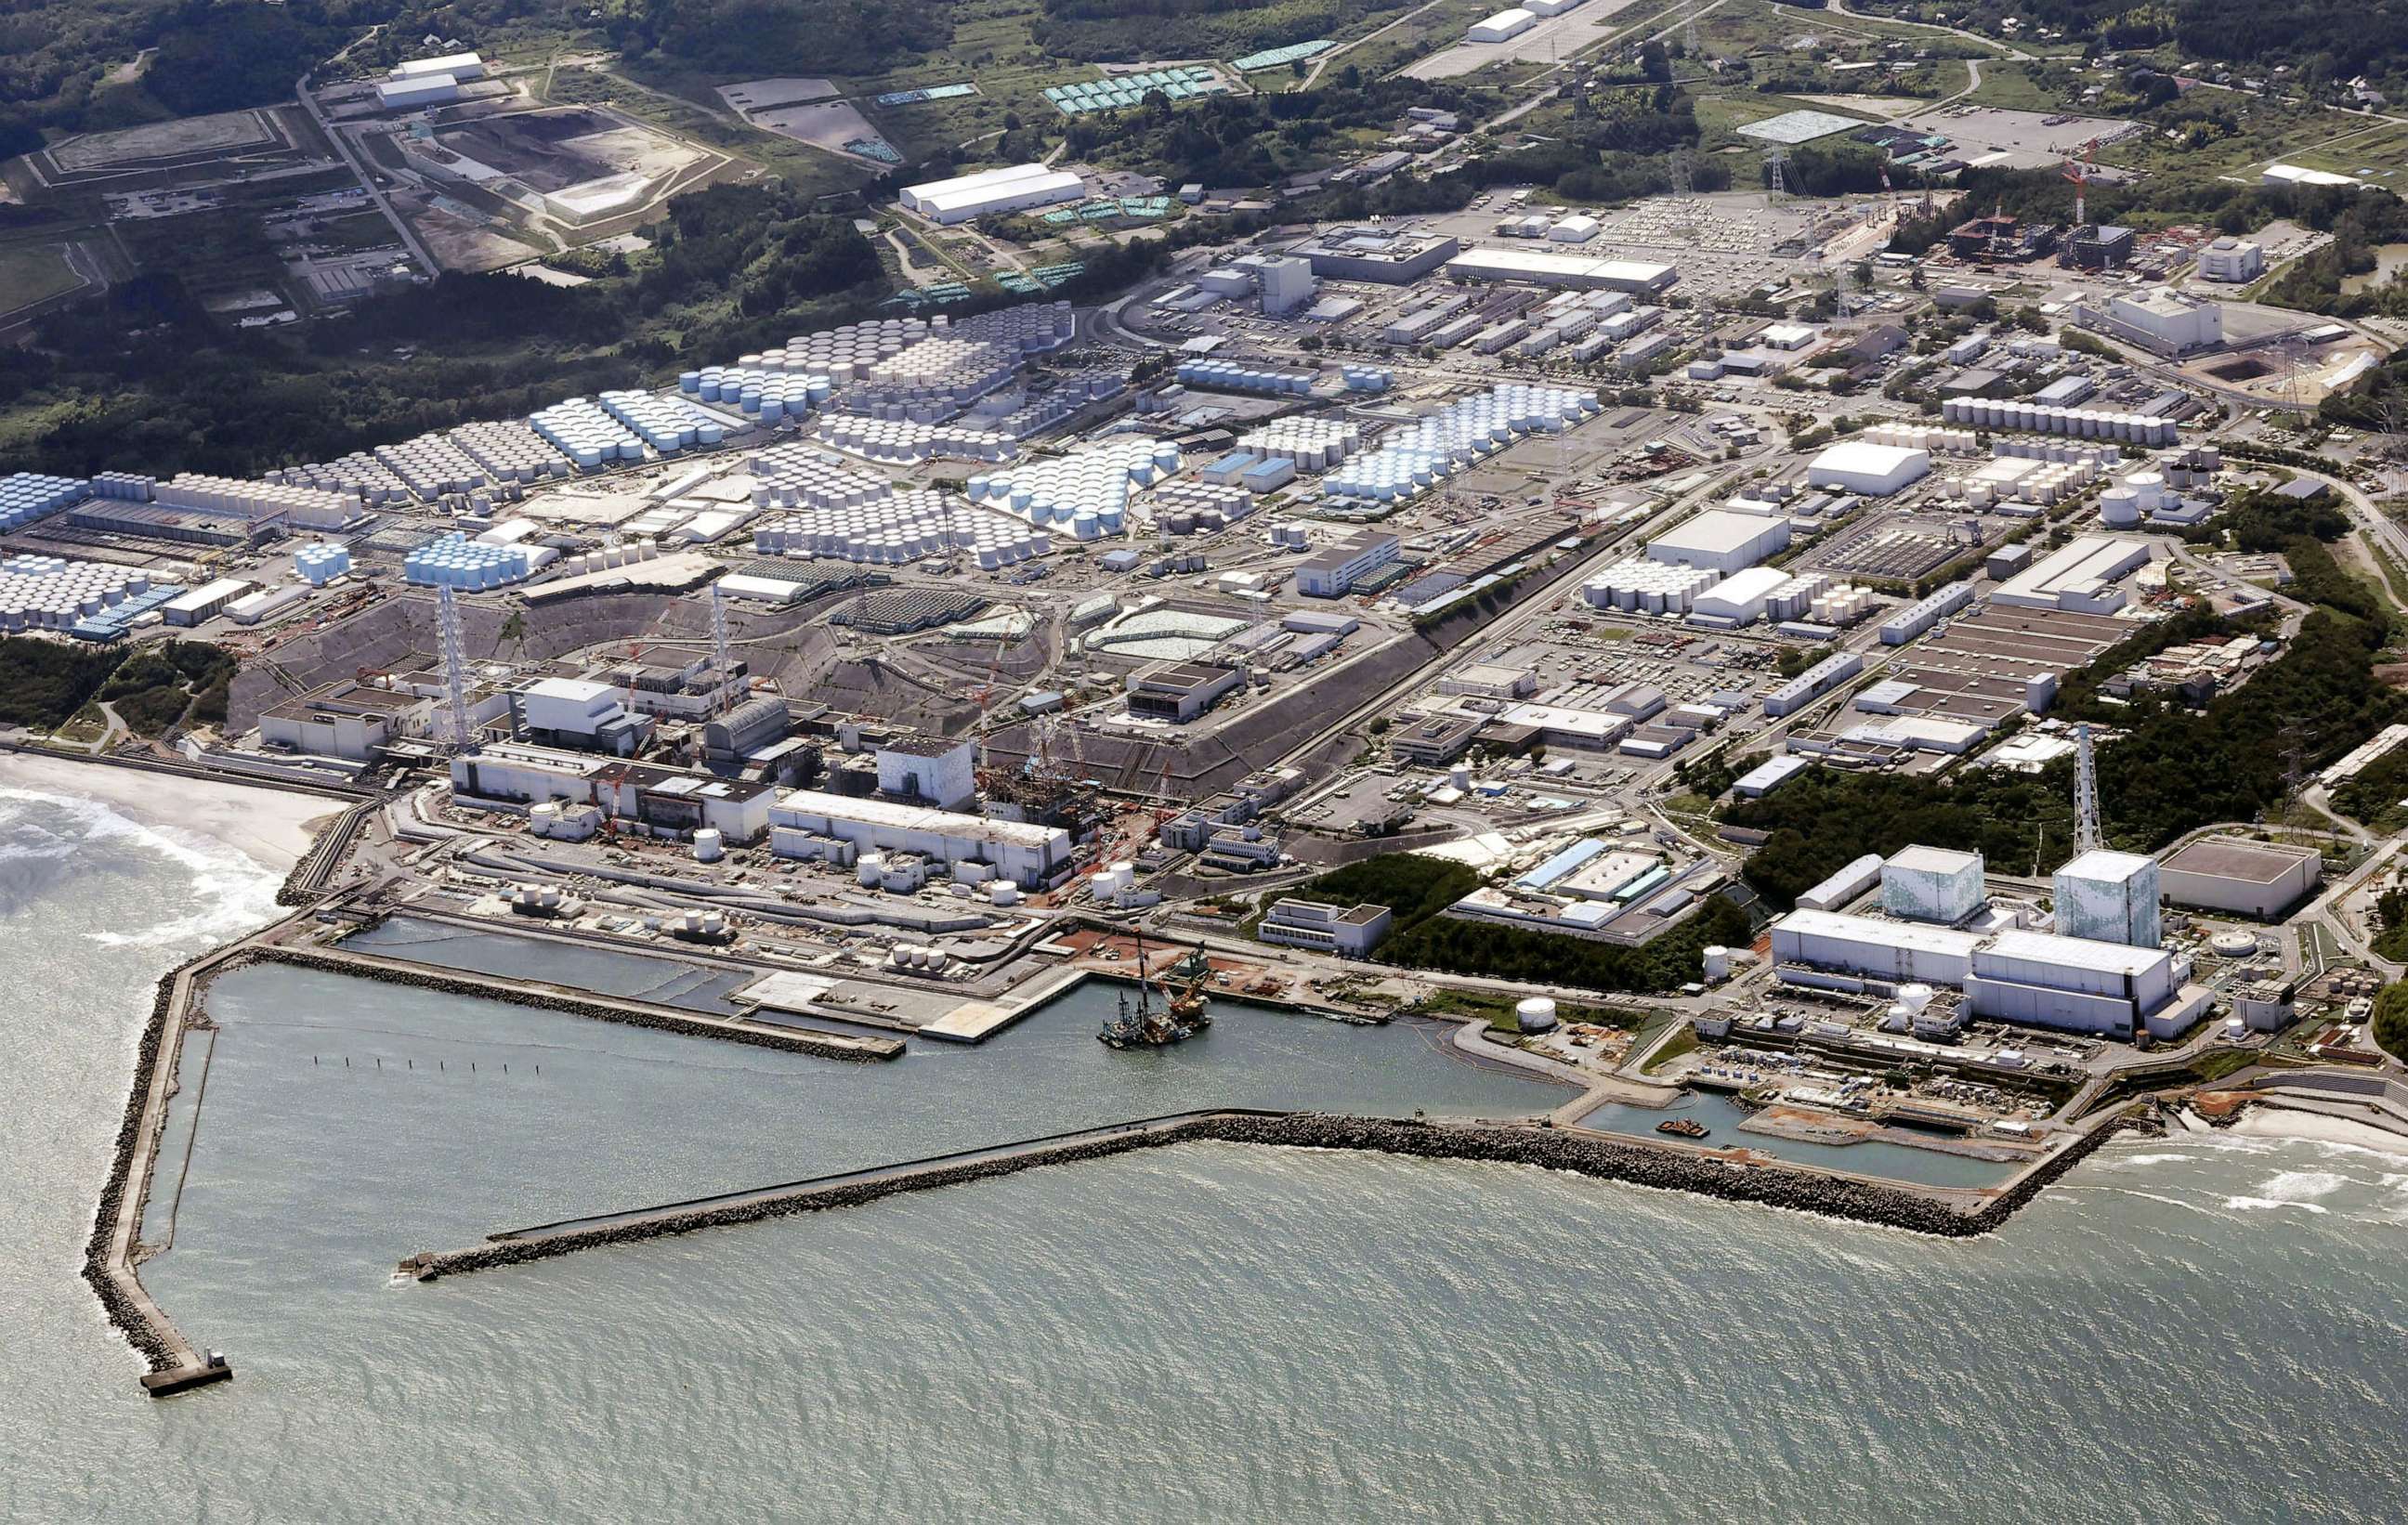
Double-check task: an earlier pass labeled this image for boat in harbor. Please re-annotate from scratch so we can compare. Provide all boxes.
[1656,1118,1710,1140]
[1098,935,1199,1049]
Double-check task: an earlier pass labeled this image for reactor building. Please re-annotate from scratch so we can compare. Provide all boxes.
[2052,848,2161,948]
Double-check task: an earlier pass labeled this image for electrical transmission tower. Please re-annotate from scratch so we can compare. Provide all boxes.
[1765,145,1789,202]
[437,582,473,749]
[1683,2,1702,59]
[2073,723,2102,854]
[1670,144,1695,200]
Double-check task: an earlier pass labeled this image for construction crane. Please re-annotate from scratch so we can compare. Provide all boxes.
[2062,138,2098,228]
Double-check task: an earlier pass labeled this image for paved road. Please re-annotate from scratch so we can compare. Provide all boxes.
[294,70,438,273]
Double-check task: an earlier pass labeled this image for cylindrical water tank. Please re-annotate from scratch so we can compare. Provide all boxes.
[1515,997,1558,1033]
[693,828,724,862]
[1702,945,1731,981]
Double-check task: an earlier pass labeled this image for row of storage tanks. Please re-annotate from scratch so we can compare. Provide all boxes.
[530,399,646,468]
[270,450,411,507]
[1089,860,1140,900]
[1322,384,1599,502]
[736,306,1072,382]
[752,490,1054,567]
[1341,364,1392,393]
[965,440,1183,535]
[159,472,354,528]
[1174,358,1316,395]
[452,419,576,482]
[403,530,549,589]
[1938,398,2182,445]
[815,415,1020,464]
[0,554,151,632]
[854,336,1022,410]
[1151,480,1254,537]
[374,431,495,498]
[295,543,353,586]
[598,389,726,453]
[549,541,671,579]
[92,471,155,502]
[678,366,834,423]
[1583,558,1721,614]
[1937,459,2098,508]
[748,454,893,511]
[1860,424,1981,456]
[0,473,85,533]
[1236,417,1360,468]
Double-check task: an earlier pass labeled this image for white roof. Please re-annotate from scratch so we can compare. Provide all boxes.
[525,676,616,704]
[1651,508,1782,554]
[1980,926,2168,977]
[1498,702,1631,740]
[164,577,253,610]
[2057,848,2155,883]
[1696,565,1790,606]
[904,163,1083,215]
[1442,248,1676,287]
[1477,7,1537,25]
[1810,440,1929,477]
[392,51,482,77]
[772,788,1067,849]
[1776,907,1985,958]
[1888,844,1982,876]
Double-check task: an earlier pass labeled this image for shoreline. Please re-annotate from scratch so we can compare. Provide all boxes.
[0,749,339,870]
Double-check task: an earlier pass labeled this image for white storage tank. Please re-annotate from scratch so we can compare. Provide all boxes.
[1702,945,1731,981]
[693,828,725,863]
[1515,997,1558,1033]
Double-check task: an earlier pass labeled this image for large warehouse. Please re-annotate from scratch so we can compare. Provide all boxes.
[901,163,1087,225]
[1468,7,1538,41]
[1645,509,1790,575]
[2158,837,2323,919]
[1807,441,1930,496]
[1990,534,2152,615]
[767,790,1077,888]
[1442,248,1679,293]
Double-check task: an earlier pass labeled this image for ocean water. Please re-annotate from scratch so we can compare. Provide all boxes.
[7,783,2408,1521]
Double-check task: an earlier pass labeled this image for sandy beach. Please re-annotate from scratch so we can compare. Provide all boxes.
[0,752,338,872]
[2225,1106,2408,1158]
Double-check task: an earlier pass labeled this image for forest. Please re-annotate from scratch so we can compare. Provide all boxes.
[0,637,233,735]
[0,185,893,478]
[1033,0,1413,64]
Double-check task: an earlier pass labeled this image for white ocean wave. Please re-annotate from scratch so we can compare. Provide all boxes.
[2223,1196,2330,1215]
[0,784,283,946]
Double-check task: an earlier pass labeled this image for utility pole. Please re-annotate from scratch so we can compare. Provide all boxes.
[2074,723,2101,854]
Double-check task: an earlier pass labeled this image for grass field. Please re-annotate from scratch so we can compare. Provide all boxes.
[0,244,87,316]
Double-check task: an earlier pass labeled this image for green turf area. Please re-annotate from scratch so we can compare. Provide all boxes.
[0,244,86,314]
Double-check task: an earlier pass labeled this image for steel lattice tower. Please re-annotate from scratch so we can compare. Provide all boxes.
[2074,723,2102,854]
[437,582,473,748]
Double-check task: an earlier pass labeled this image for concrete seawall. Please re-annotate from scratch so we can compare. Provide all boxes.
[401,1107,2131,1283]
[246,944,904,1062]
[84,943,243,1394]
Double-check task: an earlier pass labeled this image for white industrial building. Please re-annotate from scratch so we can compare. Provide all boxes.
[451,743,776,843]
[1797,854,1884,911]
[2157,837,2322,919]
[1468,7,1538,42]
[1990,534,2151,614]
[1441,248,1679,293]
[514,676,653,755]
[391,51,487,82]
[1257,256,1317,316]
[1259,898,1394,958]
[900,163,1087,225]
[1806,441,1930,497]
[2194,237,2266,283]
[376,75,462,110]
[1881,845,1986,925]
[1773,908,1983,985]
[1772,909,2203,1040]
[2084,288,2223,355]
[767,790,1077,889]
[1297,530,1401,596]
[1965,928,2189,1039]
[1689,566,1793,624]
[2053,848,2162,948]
[1645,509,1790,575]
[875,736,978,811]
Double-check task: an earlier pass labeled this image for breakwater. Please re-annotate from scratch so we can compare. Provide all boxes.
[402,1108,2130,1283]
[83,942,240,1391]
[246,945,902,1062]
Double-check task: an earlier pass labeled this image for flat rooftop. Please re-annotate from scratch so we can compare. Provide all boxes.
[2161,837,2319,883]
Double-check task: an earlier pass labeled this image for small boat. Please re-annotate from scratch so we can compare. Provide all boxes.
[1656,1118,1710,1140]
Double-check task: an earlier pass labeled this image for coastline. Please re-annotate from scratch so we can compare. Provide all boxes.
[0,750,337,870]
